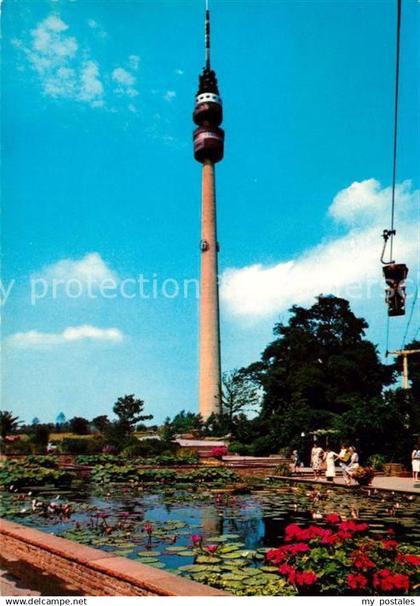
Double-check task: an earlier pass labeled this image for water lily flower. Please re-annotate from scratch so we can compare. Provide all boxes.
[206,544,218,553]
[191,534,202,546]
[143,522,153,536]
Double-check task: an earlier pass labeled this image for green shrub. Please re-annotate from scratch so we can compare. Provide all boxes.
[74,454,120,466]
[1,439,32,455]
[120,438,176,458]
[367,453,387,471]
[59,436,105,454]
[229,441,254,456]
[28,426,50,454]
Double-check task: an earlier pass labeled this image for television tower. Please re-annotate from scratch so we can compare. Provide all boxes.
[193,2,224,419]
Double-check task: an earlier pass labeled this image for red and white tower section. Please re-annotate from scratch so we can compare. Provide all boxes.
[193,6,224,419]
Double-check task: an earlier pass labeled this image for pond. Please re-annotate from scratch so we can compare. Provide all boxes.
[1,481,419,595]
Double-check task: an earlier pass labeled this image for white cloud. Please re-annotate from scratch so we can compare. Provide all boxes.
[112,67,135,86]
[79,60,104,105]
[23,14,105,107]
[112,66,138,98]
[35,252,118,284]
[221,179,419,319]
[164,90,176,102]
[87,19,98,29]
[175,68,184,76]
[7,325,124,349]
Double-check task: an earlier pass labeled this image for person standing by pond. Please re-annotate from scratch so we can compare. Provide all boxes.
[324,447,338,483]
[337,444,351,474]
[411,446,420,482]
[290,449,299,474]
[311,444,324,480]
[343,446,359,486]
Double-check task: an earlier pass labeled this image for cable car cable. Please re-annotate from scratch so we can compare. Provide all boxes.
[389,0,402,261]
[401,285,418,349]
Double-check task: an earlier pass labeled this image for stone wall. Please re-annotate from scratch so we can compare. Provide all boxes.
[0,519,227,596]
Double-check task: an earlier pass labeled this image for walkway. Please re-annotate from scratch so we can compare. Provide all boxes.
[275,469,420,494]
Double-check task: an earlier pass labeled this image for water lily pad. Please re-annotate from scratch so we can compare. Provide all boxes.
[239,550,257,558]
[221,534,240,540]
[149,561,166,568]
[191,573,212,583]
[261,566,279,573]
[221,573,247,582]
[177,550,195,557]
[241,567,261,576]
[137,557,160,564]
[137,551,161,557]
[196,555,221,564]
[243,576,266,586]
[165,546,188,552]
[178,565,199,572]
[221,551,243,559]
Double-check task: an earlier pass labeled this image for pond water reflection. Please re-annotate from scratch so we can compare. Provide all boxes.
[1,482,419,573]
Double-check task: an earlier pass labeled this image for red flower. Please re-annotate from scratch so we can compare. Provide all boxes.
[325,513,341,524]
[266,547,288,565]
[373,570,409,592]
[206,544,218,553]
[143,522,153,535]
[382,540,398,551]
[397,553,420,566]
[321,533,342,546]
[288,543,311,554]
[351,551,376,571]
[278,563,295,577]
[347,573,368,591]
[296,571,317,586]
[284,524,304,542]
[339,521,368,534]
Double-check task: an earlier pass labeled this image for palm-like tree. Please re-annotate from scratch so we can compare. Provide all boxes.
[0,410,21,439]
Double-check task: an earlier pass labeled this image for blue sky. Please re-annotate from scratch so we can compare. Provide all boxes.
[2,0,419,424]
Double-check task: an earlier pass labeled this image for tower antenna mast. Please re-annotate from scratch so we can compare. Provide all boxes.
[205,0,211,68]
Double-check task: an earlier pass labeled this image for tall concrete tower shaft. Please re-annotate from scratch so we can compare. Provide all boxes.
[193,5,224,418]
[199,160,221,418]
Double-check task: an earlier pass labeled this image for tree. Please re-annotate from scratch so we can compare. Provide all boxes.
[92,415,110,433]
[29,425,50,454]
[222,368,261,426]
[55,412,66,428]
[0,411,21,438]
[244,296,396,450]
[333,389,419,463]
[113,394,153,434]
[68,416,91,435]
[31,417,40,426]
[162,410,203,438]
